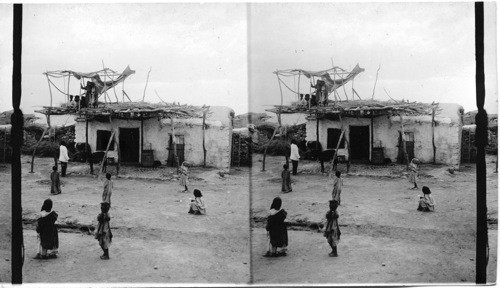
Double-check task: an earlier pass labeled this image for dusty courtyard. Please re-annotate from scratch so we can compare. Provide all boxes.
[2,156,249,284]
[251,155,498,285]
[0,153,498,285]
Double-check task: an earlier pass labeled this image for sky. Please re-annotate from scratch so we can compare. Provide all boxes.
[0,3,498,126]
[0,3,248,123]
[249,2,498,115]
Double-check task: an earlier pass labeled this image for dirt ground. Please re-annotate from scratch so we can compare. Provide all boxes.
[251,155,498,285]
[1,156,249,284]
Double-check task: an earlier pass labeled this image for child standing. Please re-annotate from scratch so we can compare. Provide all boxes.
[409,158,419,190]
[188,189,206,215]
[332,171,342,205]
[50,166,61,195]
[179,161,189,193]
[281,164,292,193]
[324,200,340,257]
[95,202,113,260]
[102,173,113,207]
[417,186,435,212]
[34,199,59,259]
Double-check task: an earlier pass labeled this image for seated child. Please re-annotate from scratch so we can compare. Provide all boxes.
[417,186,435,212]
[188,189,206,215]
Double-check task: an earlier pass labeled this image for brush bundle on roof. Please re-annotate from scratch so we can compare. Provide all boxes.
[36,101,209,120]
[269,99,436,117]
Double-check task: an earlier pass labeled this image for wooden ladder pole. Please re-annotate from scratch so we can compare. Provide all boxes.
[202,110,207,167]
[99,130,116,178]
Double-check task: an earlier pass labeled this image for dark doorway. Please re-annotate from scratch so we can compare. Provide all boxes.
[349,126,370,162]
[119,128,140,163]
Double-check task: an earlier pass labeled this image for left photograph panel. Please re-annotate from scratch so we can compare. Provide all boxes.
[0,4,13,284]
[1,3,250,284]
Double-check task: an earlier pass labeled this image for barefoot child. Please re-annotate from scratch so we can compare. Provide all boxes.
[281,164,292,193]
[50,166,61,195]
[102,173,113,207]
[332,171,342,204]
[179,161,189,193]
[324,200,340,257]
[417,186,435,212]
[188,189,206,215]
[95,202,112,260]
[409,158,419,190]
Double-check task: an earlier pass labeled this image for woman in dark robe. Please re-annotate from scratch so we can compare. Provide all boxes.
[264,197,288,257]
[34,199,59,259]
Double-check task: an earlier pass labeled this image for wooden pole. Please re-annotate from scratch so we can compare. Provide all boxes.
[141,119,144,165]
[432,107,436,164]
[85,119,89,158]
[370,114,374,162]
[469,129,472,163]
[371,64,381,100]
[115,127,120,176]
[297,72,301,102]
[316,116,319,151]
[309,78,312,109]
[79,79,82,110]
[171,117,179,173]
[238,134,241,167]
[86,118,92,173]
[346,137,351,173]
[45,75,57,167]
[329,129,345,178]
[122,90,132,102]
[11,5,23,283]
[30,128,49,173]
[474,2,488,283]
[262,73,284,171]
[67,73,70,106]
[142,66,152,102]
[262,126,279,172]
[202,110,207,167]
[399,114,409,170]
[98,130,116,177]
[351,77,355,101]
[3,128,7,163]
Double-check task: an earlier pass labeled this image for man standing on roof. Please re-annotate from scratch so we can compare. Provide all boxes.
[290,139,300,175]
[59,141,69,177]
[81,81,95,108]
[311,80,325,106]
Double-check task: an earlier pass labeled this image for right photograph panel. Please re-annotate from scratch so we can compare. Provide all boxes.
[249,2,498,285]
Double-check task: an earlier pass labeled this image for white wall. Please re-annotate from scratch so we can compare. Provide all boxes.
[306,112,462,168]
[75,106,233,169]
